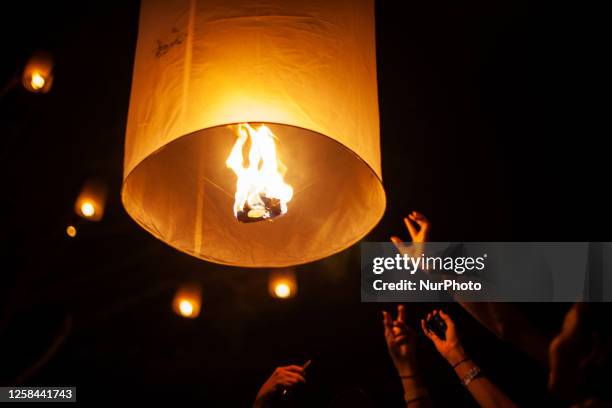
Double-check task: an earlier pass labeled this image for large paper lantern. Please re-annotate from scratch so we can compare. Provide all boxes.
[122,0,385,267]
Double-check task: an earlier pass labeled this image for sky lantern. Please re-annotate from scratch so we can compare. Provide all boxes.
[172,283,202,318]
[74,180,107,221]
[268,269,297,300]
[22,51,53,93]
[66,225,77,238]
[122,0,385,267]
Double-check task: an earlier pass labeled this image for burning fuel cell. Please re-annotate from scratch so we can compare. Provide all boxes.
[237,196,283,223]
[226,123,293,223]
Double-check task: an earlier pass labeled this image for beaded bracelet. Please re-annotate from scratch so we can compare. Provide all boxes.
[461,365,482,387]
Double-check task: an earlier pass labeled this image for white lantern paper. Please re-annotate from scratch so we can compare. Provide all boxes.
[122,0,385,267]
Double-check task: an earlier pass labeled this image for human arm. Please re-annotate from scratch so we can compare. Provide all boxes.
[421,310,518,408]
[391,212,549,366]
[384,304,432,407]
[253,365,305,408]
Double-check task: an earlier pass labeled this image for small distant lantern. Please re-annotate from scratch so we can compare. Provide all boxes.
[268,269,297,299]
[22,51,53,93]
[122,0,385,267]
[66,225,77,238]
[172,283,202,318]
[74,179,107,221]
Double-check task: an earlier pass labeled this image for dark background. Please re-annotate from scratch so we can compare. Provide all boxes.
[0,0,603,406]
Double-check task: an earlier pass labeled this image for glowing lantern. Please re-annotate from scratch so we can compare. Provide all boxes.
[172,283,202,318]
[66,225,77,238]
[122,0,385,267]
[22,52,53,93]
[74,180,107,221]
[269,269,297,299]
[80,202,95,218]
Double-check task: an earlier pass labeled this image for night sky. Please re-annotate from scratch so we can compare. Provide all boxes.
[0,0,603,406]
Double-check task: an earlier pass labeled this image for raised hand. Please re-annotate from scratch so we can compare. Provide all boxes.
[421,310,467,366]
[253,365,305,407]
[391,211,430,261]
[383,304,418,375]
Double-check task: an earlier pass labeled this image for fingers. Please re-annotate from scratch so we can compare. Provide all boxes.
[278,375,303,387]
[383,311,394,341]
[410,211,429,226]
[386,307,414,342]
[420,318,441,343]
[420,319,432,339]
[390,236,404,251]
[275,367,306,387]
[383,310,392,326]
[383,311,393,335]
[422,313,438,337]
[438,309,454,328]
[397,304,406,324]
[283,365,305,374]
[421,315,431,337]
[409,211,430,240]
[392,319,410,334]
[283,371,306,383]
[279,379,296,388]
[403,217,418,240]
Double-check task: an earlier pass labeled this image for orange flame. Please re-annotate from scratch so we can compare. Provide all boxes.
[226,123,293,221]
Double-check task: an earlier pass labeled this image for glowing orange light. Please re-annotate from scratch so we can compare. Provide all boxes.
[226,123,293,222]
[122,1,385,267]
[66,225,77,238]
[22,51,53,93]
[269,268,297,299]
[274,282,291,298]
[74,180,107,221]
[178,300,194,317]
[172,283,202,318]
[30,72,46,90]
[80,202,95,217]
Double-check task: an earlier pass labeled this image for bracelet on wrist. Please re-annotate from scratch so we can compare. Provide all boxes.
[461,365,483,387]
[452,357,471,369]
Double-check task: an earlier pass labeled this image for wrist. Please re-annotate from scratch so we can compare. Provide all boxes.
[253,395,266,408]
[398,368,417,378]
[254,389,271,405]
[254,394,265,405]
[395,356,418,377]
[444,346,467,366]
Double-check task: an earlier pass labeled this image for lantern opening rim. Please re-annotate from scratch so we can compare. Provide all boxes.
[122,121,386,268]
